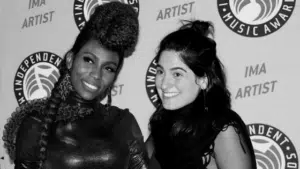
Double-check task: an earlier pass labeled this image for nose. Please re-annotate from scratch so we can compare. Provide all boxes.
[90,66,101,80]
[160,74,173,90]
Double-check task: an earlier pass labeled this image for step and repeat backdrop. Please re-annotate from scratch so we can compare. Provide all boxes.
[0,0,299,168]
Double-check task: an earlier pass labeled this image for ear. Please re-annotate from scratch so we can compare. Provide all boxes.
[66,52,74,70]
[196,75,208,90]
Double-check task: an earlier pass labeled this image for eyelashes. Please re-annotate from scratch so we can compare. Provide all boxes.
[105,67,117,73]
[173,72,183,78]
[157,68,163,75]
[83,56,94,64]
[156,69,184,79]
[82,56,117,73]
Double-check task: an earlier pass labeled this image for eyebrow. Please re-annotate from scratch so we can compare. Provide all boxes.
[105,61,118,67]
[171,67,187,72]
[82,52,96,57]
[157,64,163,69]
[157,64,187,72]
[82,52,118,66]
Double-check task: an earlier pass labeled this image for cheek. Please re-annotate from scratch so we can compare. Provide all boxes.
[174,79,183,89]
[70,68,79,85]
[101,73,116,85]
[155,77,162,89]
[70,63,88,85]
[185,81,200,96]
[176,80,198,96]
[72,62,88,75]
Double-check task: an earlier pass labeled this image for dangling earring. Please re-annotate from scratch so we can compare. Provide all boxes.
[105,87,112,111]
[203,90,208,113]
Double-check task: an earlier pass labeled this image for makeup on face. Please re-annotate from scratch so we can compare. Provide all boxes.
[156,50,201,110]
[68,40,119,101]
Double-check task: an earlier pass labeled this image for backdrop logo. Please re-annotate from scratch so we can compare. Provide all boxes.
[14,51,62,105]
[73,0,140,30]
[217,0,296,37]
[247,123,298,169]
[156,1,195,21]
[145,57,160,108]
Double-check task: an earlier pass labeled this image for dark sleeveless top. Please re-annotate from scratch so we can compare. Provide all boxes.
[9,93,148,169]
[148,103,256,169]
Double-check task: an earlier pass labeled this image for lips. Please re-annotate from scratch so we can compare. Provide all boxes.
[82,81,99,91]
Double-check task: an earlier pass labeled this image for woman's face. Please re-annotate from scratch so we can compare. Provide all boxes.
[67,40,119,100]
[156,50,201,110]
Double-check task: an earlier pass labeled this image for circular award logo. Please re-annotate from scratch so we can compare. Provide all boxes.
[217,0,296,37]
[14,51,62,105]
[73,0,140,30]
[247,123,298,169]
[145,57,160,108]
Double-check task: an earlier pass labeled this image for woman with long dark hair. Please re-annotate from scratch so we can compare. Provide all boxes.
[3,2,148,169]
[146,20,256,169]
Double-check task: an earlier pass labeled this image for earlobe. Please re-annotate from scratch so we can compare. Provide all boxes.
[197,76,208,90]
[66,52,74,70]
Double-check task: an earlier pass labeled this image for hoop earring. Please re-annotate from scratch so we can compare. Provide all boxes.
[105,87,112,111]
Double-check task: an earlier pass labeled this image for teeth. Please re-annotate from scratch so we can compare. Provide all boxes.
[83,81,98,90]
[163,92,179,97]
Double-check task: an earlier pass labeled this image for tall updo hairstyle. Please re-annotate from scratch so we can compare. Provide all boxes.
[149,20,232,169]
[2,2,139,168]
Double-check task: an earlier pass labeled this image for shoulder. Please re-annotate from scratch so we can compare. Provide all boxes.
[110,106,143,141]
[109,105,135,122]
[110,105,138,128]
[213,109,251,153]
[215,125,241,143]
[2,98,47,161]
[213,109,247,132]
[109,105,131,114]
[212,111,256,169]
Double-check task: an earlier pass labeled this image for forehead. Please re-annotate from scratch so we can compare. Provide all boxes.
[78,40,119,63]
[158,50,188,69]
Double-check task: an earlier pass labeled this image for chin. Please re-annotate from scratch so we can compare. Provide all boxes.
[79,92,97,101]
[162,102,183,110]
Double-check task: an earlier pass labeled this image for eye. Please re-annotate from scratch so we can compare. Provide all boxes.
[173,72,183,78]
[104,66,117,73]
[83,56,94,64]
[156,68,164,75]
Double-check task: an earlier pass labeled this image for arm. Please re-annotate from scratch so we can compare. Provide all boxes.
[214,126,255,169]
[145,135,161,169]
[145,136,154,159]
[128,139,148,169]
[14,116,42,169]
[121,112,148,169]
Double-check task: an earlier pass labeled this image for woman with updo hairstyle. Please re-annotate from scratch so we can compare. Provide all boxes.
[146,20,257,169]
[3,2,148,169]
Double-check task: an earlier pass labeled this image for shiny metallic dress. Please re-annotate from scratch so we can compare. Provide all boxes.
[11,93,148,169]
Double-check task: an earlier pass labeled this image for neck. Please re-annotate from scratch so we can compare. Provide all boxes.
[162,100,198,117]
[55,92,98,122]
[65,92,97,108]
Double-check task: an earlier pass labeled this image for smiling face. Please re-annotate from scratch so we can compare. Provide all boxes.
[156,50,201,110]
[67,40,119,100]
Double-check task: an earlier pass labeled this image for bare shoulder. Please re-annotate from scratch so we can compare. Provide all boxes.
[216,125,240,140]
[213,125,255,169]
